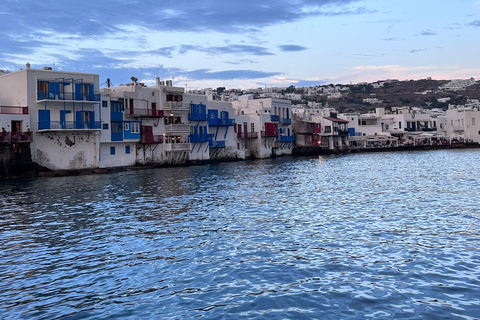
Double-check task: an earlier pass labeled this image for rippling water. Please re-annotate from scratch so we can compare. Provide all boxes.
[1,150,480,319]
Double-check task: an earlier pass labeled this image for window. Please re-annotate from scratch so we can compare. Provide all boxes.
[399,121,402,129]
[125,145,130,154]
[132,122,140,133]
[110,146,115,155]
[251,123,255,132]
[124,123,130,131]
[473,118,476,126]
[102,101,108,108]
[103,123,108,130]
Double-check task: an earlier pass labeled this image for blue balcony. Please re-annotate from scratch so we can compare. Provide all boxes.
[277,135,295,142]
[38,121,102,130]
[208,118,235,126]
[188,113,209,121]
[189,133,213,142]
[209,140,226,148]
[280,118,292,125]
[270,115,280,122]
[37,91,101,102]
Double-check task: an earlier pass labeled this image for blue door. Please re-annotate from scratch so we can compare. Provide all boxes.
[38,110,51,130]
[60,110,71,129]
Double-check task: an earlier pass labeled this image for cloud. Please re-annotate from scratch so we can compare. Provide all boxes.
[409,48,427,53]
[383,37,400,41]
[202,45,274,56]
[418,30,437,36]
[467,20,480,27]
[278,45,309,52]
[0,0,370,37]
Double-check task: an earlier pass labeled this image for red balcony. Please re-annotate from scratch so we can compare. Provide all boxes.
[237,132,258,139]
[125,108,164,117]
[0,131,33,143]
[261,130,278,137]
[141,134,164,144]
[0,106,28,115]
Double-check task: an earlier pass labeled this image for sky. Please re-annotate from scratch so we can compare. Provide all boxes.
[1,0,479,90]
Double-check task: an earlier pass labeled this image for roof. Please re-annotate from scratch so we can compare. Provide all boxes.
[324,116,349,123]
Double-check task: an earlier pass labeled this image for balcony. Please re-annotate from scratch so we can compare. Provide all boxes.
[125,108,164,117]
[164,101,189,111]
[0,131,33,143]
[188,113,209,121]
[453,126,464,131]
[164,143,191,152]
[165,124,190,134]
[0,106,28,115]
[277,135,295,142]
[237,132,258,139]
[208,118,235,126]
[337,129,349,137]
[37,91,101,102]
[209,140,226,148]
[261,130,278,137]
[141,135,164,144]
[280,118,292,125]
[38,121,102,131]
[189,133,213,142]
[270,115,280,122]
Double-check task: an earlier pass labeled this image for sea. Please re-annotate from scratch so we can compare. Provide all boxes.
[1,149,480,319]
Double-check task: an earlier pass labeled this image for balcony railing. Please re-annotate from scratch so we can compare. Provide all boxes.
[37,91,101,102]
[38,121,102,130]
[0,106,28,114]
[164,143,191,152]
[261,130,278,137]
[277,135,295,142]
[280,118,292,125]
[188,113,209,121]
[237,132,258,139]
[125,108,164,117]
[141,135,164,144]
[0,131,34,143]
[163,101,189,111]
[165,124,190,134]
[208,118,235,126]
[190,133,213,142]
[209,140,226,148]
[270,115,280,122]
[453,126,464,131]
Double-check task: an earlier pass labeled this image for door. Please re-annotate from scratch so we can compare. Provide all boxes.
[38,110,51,130]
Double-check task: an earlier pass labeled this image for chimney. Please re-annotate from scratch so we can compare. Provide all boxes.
[107,78,111,88]
[26,62,30,69]
[156,76,161,88]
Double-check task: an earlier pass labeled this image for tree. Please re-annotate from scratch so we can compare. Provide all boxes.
[131,76,138,83]
[216,87,226,94]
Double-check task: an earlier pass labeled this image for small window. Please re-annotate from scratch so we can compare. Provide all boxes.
[103,123,108,130]
[132,122,140,133]
[125,145,130,154]
[124,123,130,131]
[251,123,255,132]
[473,118,476,126]
[110,146,115,155]
[102,101,108,108]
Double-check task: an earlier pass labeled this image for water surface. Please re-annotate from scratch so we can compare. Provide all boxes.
[1,150,480,319]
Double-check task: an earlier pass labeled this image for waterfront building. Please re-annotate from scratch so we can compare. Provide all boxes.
[446,105,480,143]
[0,65,102,170]
[205,100,237,160]
[98,95,140,168]
[232,96,293,158]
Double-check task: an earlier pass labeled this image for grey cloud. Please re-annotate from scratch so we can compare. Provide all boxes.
[467,20,480,27]
[409,49,427,53]
[419,30,437,36]
[278,45,308,52]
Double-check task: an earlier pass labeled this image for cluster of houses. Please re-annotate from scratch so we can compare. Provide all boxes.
[0,66,479,172]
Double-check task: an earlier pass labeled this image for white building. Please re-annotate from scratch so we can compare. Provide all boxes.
[0,65,102,170]
[446,106,480,142]
[232,96,293,158]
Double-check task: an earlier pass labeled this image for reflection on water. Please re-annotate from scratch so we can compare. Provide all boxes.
[1,150,480,319]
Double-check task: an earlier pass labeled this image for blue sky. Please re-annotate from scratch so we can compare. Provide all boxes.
[1,0,479,89]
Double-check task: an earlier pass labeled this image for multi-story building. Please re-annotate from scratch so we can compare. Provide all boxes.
[0,64,102,170]
[446,106,480,142]
[232,96,294,158]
